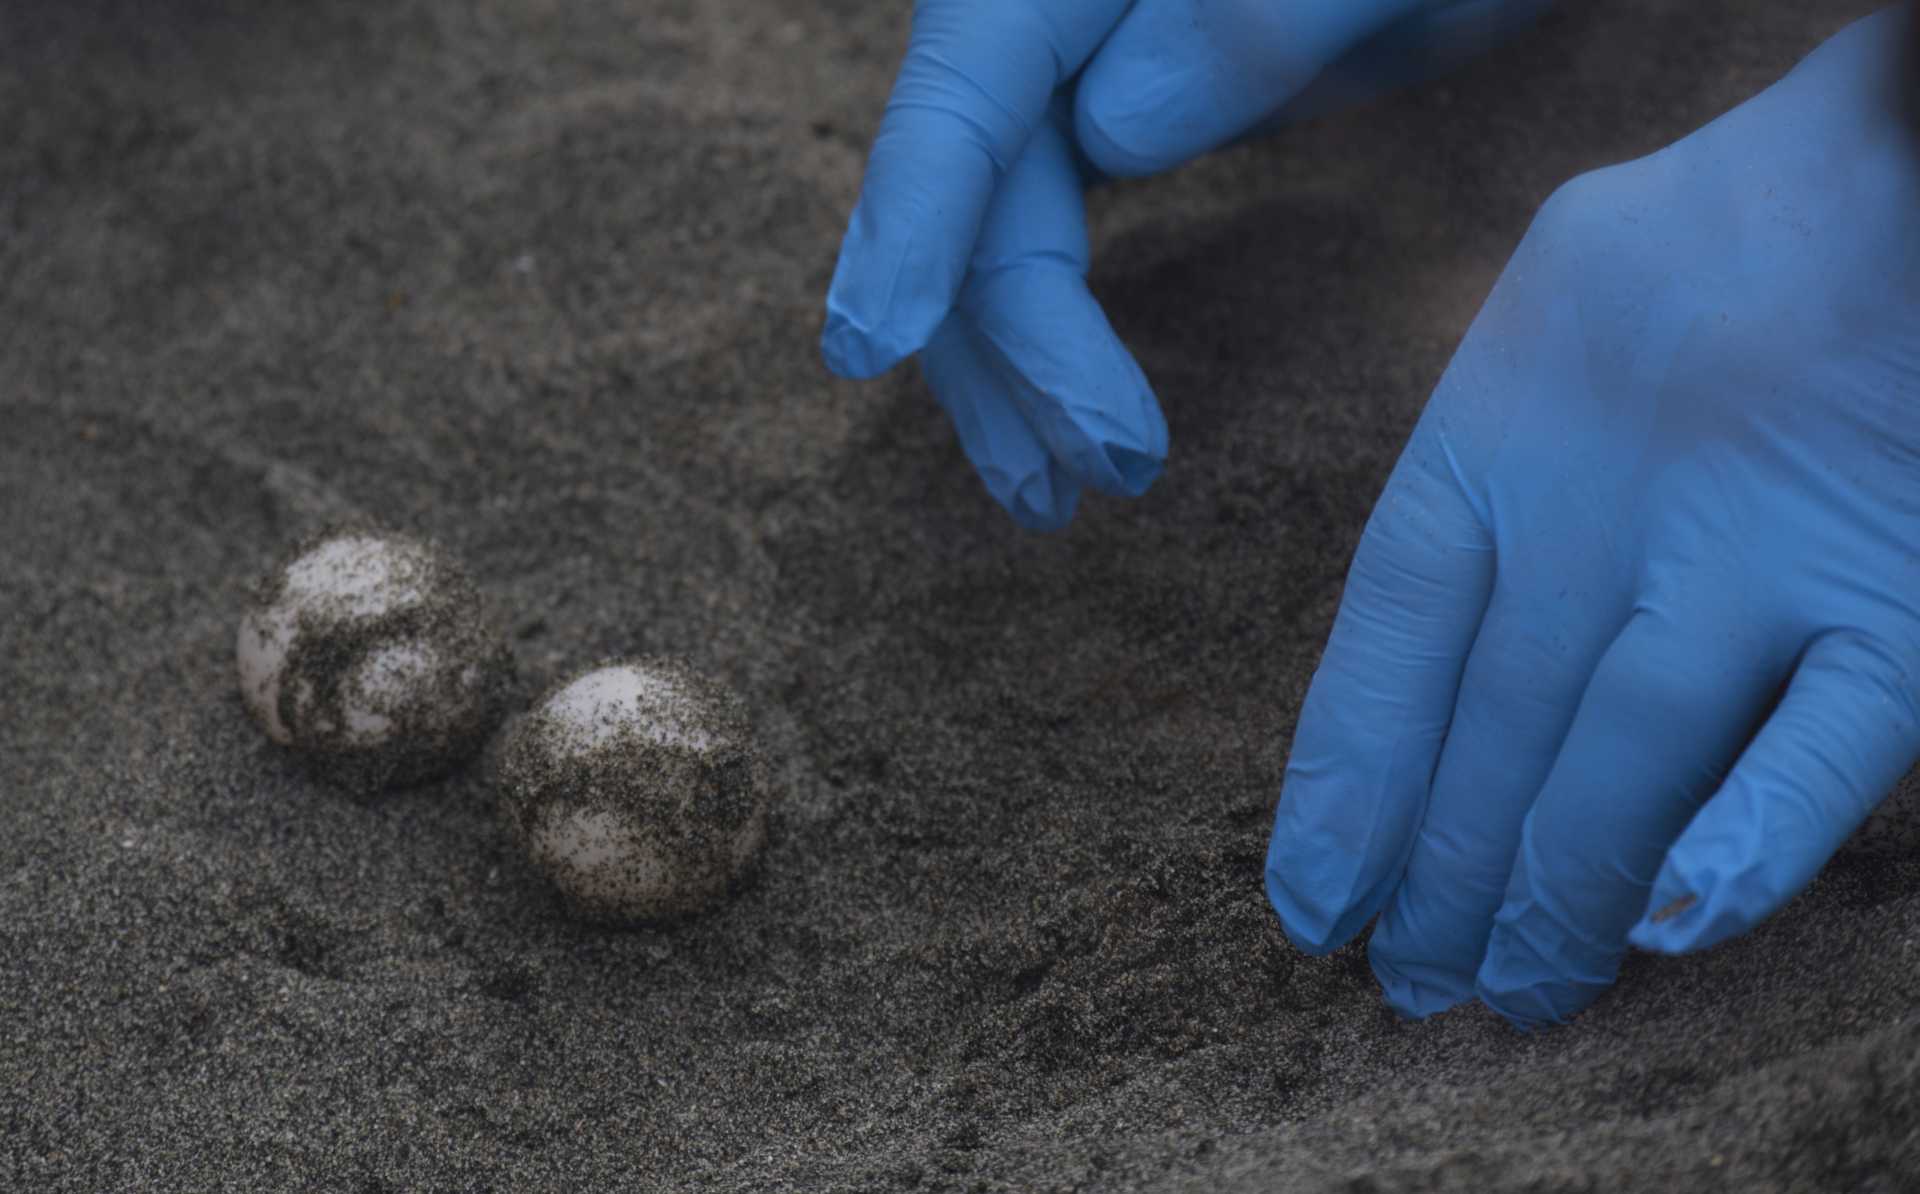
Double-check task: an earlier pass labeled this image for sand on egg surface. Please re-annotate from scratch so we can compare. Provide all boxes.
[236,524,515,792]
[497,660,768,925]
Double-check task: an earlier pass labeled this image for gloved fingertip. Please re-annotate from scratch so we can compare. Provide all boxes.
[1628,900,1697,956]
[1104,444,1163,497]
[1475,916,1612,1031]
[1004,469,1077,532]
[1019,373,1168,499]
[1276,921,1341,958]
[1369,942,1476,1020]
[824,199,961,378]
[1071,94,1171,180]
[1627,846,1739,953]
[1626,922,1682,955]
[1629,874,1738,955]
[1472,975,1574,1033]
[1264,856,1371,957]
[822,309,912,380]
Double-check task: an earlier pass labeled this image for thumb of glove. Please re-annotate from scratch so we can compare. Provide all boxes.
[1074,0,1552,177]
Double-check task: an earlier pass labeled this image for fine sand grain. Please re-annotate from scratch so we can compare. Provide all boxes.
[3,1,1915,1190]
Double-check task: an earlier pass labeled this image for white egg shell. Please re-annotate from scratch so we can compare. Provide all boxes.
[235,526,511,792]
[497,660,768,924]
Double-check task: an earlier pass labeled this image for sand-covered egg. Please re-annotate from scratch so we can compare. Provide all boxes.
[236,525,513,792]
[497,659,768,924]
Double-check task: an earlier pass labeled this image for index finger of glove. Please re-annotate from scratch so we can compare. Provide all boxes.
[822,0,1131,379]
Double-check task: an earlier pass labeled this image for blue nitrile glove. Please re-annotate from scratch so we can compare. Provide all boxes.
[1266,7,1920,1030]
[822,0,1556,529]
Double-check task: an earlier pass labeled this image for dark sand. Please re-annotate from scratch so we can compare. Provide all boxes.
[4,1,1917,1190]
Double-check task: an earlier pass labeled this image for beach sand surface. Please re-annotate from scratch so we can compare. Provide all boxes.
[3,1,1916,1189]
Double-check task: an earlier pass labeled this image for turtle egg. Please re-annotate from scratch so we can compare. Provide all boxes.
[236,525,513,792]
[496,659,769,924]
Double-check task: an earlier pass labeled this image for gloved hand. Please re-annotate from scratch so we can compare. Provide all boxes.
[822,0,1555,530]
[1266,7,1920,1029]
